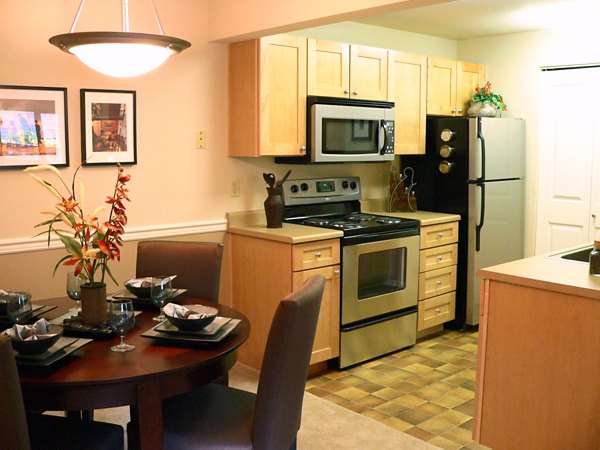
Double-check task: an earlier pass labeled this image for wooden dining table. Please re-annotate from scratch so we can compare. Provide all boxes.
[16,294,250,450]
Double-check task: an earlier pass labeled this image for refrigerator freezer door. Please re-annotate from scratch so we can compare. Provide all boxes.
[466,179,525,325]
[469,118,525,181]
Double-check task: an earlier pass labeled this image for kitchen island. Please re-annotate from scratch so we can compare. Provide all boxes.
[474,253,600,449]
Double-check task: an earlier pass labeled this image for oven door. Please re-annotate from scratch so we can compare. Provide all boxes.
[341,234,419,325]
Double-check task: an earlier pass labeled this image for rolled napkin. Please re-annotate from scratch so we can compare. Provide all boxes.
[4,318,56,341]
[163,303,207,320]
[127,275,177,287]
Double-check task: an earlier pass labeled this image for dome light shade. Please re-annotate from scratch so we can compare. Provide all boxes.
[50,32,190,77]
[49,1,191,77]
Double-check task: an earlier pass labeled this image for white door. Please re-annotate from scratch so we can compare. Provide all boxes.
[536,68,600,253]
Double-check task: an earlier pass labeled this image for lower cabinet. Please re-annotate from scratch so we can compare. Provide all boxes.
[417,221,458,331]
[230,234,340,369]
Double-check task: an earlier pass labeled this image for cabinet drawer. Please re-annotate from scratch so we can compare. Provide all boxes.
[420,243,458,272]
[417,292,456,331]
[420,222,458,249]
[292,239,340,271]
[418,265,457,300]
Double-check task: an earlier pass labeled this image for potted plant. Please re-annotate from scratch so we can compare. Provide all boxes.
[468,81,507,117]
[25,164,131,325]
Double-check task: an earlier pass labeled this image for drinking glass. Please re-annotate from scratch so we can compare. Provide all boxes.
[108,299,135,352]
[66,273,82,311]
[6,291,33,324]
[150,276,172,322]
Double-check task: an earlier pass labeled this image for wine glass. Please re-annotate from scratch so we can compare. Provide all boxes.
[150,276,172,322]
[108,299,135,352]
[6,291,33,324]
[66,273,82,312]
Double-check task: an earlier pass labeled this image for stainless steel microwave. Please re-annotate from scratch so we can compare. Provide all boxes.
[276,96,395,164]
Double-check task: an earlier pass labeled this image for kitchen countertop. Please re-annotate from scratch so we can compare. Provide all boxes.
[226,204,459,244]
[478,251,600,300]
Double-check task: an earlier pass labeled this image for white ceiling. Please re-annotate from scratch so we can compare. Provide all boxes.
[354,0,600,40]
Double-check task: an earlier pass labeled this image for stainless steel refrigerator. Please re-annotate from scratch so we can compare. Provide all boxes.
[402,116,525,328]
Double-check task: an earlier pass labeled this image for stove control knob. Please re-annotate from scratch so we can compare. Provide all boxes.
[440,128,455,142]
[301,183,309,191]
[290,184,299,193]
[439,144,454,158]
[350,181,357,190]
[439,160,454,174]
[342,180,349,189]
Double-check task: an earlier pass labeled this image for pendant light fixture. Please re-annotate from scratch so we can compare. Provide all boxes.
[49,0,191,78]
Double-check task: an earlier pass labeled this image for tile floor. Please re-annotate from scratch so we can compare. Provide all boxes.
[306,329,490,450]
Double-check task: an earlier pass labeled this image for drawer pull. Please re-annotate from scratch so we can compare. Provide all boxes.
[436,255,443,261]
[315,251,322,258]
[435,308,441,314]
[436,280,442,287]
[437,232,444,238]
[334,269,340,276]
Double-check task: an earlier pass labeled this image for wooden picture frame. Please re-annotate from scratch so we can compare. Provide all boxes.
[0,85,69,169]
[81,89,136,165]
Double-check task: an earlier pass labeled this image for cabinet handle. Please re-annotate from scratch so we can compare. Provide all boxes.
[300,145,306,152]
[435,308,441,314]
[436,280,442,287]
[315,251,322,258]
[334,269,340,276]
[593,213,597,219]
[437,232,444,238]
[436,255,443,261]
[352,90,359,96]
[344,89,350,95]
[457,108,463,113]
[451,109,456,114]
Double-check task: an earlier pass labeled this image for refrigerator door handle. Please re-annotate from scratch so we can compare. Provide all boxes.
[477,117,486,182]
[475,182,485,252]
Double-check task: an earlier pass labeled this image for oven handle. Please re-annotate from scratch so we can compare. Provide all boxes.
[341,306,418,332]
[342,227,419,246]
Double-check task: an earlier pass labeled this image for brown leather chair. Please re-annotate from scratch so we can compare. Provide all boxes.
[0,335,125,450]
[159,275,325,450]
[135,240,224,301]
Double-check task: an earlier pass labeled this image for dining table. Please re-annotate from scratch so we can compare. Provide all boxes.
[16,293,251,450]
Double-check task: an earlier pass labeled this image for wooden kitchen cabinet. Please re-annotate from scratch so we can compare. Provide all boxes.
[427,56,486,116]
[308,38,388,100]
[228,34,307,157]
[417,221,458,330]
[230,234,340,369]
[388,50,427,154]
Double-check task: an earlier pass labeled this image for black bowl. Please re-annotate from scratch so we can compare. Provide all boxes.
[124,279,152,298]
[9,324,63,355]
[165,305,218,332]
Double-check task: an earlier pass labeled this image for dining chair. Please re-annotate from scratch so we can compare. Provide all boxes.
[158,274,325,450]
[135,240,224,301]
[0,335,125,450]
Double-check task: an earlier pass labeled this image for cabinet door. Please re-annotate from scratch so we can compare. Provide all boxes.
[427,57,457,116]
[350,45,388,100]
[259,34,307,156]
[388,51,427,154]
[307,39,350,97]
[456,61,486,117]
[293,265,340,364]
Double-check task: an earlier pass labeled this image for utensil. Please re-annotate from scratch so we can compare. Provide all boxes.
[108,299,135,352]
[263,173,275,188]
[276,169,292,187]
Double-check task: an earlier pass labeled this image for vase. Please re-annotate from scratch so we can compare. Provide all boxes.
[467,101,497,118]
[80,282,108,326]
[264,186,284,228]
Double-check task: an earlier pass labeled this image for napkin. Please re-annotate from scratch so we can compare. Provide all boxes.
[4,318,56,341]
[127,275,177,287]
[163,303,208,320]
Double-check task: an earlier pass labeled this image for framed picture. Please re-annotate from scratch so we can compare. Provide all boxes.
[352,120,372,140]
[80,89,136,165]
[0,85,69,169]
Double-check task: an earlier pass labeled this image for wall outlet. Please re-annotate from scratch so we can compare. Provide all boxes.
[196,131,206,149]
[231,180,240,197]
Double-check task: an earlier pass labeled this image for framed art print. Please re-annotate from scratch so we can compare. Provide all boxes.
[0,85,69,169]
[81,89,137,165]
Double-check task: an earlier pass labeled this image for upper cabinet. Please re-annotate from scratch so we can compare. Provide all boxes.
[308,39,388,101]
[228,34,307,157]
[388,51,427,154]
[427,57,486,116]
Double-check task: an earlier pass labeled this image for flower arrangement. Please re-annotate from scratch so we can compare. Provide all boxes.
[24,164,131,286]
[472,81,507,111]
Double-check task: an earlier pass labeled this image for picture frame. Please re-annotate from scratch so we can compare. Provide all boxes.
[80,89,136,165]
[352,120,372,141]
[0,85,69,169]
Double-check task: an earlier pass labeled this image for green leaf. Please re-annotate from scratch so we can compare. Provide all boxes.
[57,233,83,257]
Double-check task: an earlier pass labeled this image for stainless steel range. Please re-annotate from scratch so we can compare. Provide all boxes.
[282,177,420,368]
